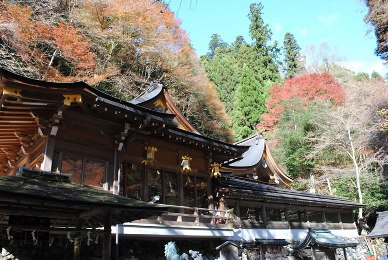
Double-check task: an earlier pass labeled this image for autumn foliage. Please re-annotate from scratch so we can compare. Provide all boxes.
[257,73,345,131]
[0,0,232,141]
[0,2,95,80]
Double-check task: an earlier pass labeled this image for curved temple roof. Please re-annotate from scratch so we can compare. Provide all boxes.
[367,211,388,238]
[222,134,293,187]
[131,83,201,134]
[295,228,359,249]
[222,135,265,168]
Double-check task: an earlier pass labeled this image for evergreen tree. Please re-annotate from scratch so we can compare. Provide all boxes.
[249,3,270,49]
[233,35,246,47]
[247,3,280,83]
[371,70,383,81]
[232,64,269,140]
[206,34,227,59]
[202,52,241,114]
[283,32,301,78]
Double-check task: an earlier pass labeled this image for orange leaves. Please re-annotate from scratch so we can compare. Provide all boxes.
[0,2,95,80]
[52,23,95,69]
[257,73,345,131]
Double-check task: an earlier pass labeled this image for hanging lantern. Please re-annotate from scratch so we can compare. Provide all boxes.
[181,155,192,173]
[143,146,158,165]
[210,163,221,178]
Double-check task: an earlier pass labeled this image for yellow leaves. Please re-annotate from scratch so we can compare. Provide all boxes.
[378,108,388,131]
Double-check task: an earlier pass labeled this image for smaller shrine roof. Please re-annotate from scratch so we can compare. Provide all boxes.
[221,134,293,186]
[222,135,265,168]
[295,228,358,249]
[131,83,163,105]
[367,211,388,238]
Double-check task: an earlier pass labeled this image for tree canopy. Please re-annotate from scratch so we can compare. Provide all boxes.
[257,73,345,131]
[202,3,280,141]
[364,0,388,62]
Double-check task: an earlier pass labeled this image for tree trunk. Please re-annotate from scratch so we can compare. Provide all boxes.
[347,128,363,220]
[43,49,58,80]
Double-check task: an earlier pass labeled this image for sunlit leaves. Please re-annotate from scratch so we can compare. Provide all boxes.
[0,2,95,80]
[258,73,345,131]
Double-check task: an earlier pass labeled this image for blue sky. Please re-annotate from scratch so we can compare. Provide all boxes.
[169,0,387,76]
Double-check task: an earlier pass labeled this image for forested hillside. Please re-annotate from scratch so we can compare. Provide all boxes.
[201,2,387,224]
[263,69,387,222]
[0,0,233,141]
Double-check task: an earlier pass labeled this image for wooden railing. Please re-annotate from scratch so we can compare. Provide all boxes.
[133,204,355,230]
[134,204,235,227]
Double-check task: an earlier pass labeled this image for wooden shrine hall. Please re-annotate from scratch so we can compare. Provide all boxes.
[0,67,362,259]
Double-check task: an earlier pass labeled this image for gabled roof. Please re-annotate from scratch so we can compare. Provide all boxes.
[295,228,358,249]
[219,175,362,208]
[221,134,293,187]
[222,135,265,168]
[367,211,388,238]
[131,84,201,134]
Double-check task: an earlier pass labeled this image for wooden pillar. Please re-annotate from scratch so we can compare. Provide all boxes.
[102,214,112,260]
[41,136,55,171]
[343,248,348,260]
[115,225,119,260]
[235,200,240,219]
[143,165,148,201]
[262,204,267,226]
[113,146,123,195]
[179,172,184,209]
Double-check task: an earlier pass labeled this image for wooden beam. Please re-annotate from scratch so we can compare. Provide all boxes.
[41,136,55,171]
[0,111,32,115]
[0,206,79,219]
[1,106,54,110]
[0,115,35,119]
[0,124,36,129]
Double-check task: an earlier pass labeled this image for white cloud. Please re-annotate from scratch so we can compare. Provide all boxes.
[318,14,340,27]
[339,60,387,76]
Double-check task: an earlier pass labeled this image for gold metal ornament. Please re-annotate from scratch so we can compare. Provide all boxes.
[210,162,221,178]
[142,146,158,165]
[181,155,192,173]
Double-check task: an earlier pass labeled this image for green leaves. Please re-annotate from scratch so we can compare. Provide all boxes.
[283,32,301,78]
[203,3,281,141]
[333,174,388,218]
